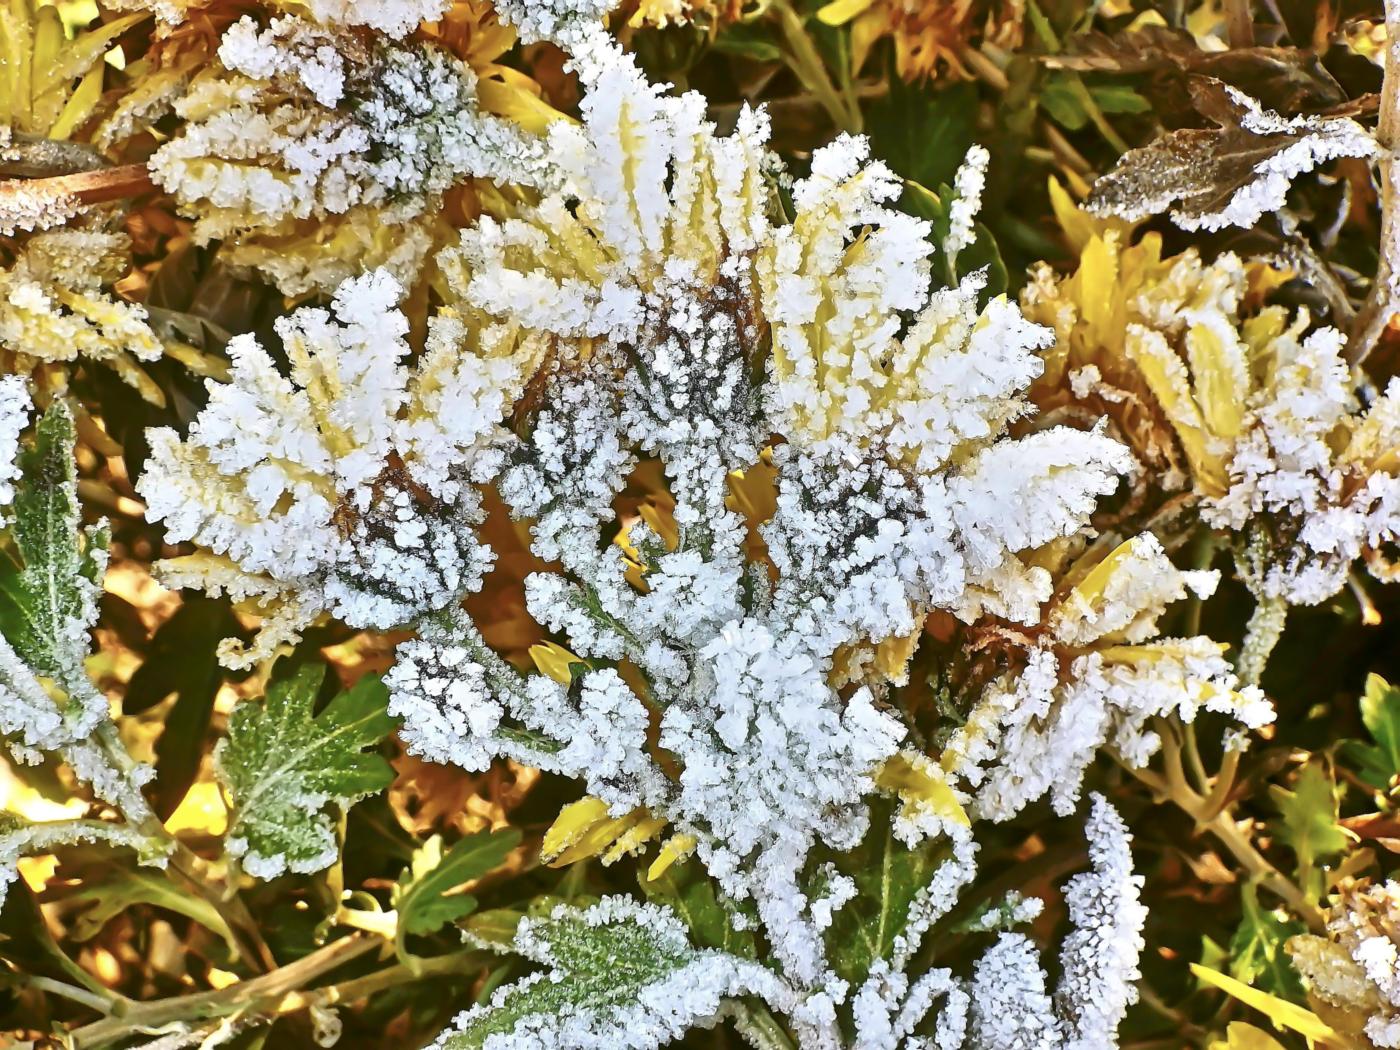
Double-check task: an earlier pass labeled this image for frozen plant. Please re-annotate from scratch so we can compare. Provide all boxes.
[149,13,557,294]
[386,40,1134,1020]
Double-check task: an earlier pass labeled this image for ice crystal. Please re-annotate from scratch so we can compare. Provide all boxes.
[1088,84,1378,232]
[0,227,165,401]
[947,534,1272,821]
[1290,879,1400,1048]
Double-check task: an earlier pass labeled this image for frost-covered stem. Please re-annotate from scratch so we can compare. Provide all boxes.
[1237,594,1288,687]
[728,999,798,1050]
[772,0,861,133]
[1347,0,1400,365]
[66,934,379,1049]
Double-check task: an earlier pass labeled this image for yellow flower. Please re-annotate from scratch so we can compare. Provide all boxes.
[1022,179,1295,499]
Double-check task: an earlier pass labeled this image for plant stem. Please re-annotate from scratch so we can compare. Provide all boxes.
[1237,594,1287,687]
[1347,0,1400,365]
[771,0,861,134]
[1120,734,1325,932]
[67,935,379,1049]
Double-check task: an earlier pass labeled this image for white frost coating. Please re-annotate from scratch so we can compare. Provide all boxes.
[391,45,1139,1021]
[431,896,791,1050]
[0,819,167,911]
[151,15,557,250]
[140,269,545,667]
[944,144,989,259]
[1291,880,1400,1048]
[1055,794,1148,1049]
[0,376,29,515]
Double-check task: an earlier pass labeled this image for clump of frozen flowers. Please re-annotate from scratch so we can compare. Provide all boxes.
[0,227,167,404]
[138,270,547,669]
[946,532,1273,822]
[1024,186,1400,615]
[385,46,1135,997]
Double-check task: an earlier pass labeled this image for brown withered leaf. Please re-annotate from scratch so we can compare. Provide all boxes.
[1087,77,1377,231]
[1043,26,1347,113]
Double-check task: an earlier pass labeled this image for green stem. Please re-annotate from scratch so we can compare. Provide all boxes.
[771,0,860,134]
[67,935,379,1049]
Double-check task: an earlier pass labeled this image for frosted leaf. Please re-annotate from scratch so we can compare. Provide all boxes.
[1054,794,1147,1049]
[216,665,396,879]
[431,896,787,1049]
[1088,79,1378,232]
[0,376,30,515]
[0,228,165,401]
[0,816,167,911]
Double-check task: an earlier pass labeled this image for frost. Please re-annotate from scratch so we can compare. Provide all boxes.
[1290,879,1400,1048]
[948,534,1272,821]
[150,15,556,290]
[0,227,165,401]
[432,895,787,1050]
[0,817,168,911]
[216,666,395,879]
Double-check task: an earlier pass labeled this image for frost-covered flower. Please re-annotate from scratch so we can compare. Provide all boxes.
[0,227,168,404]
[1290,879,1400,1048]
[390,54,1129,994]
[149,13,558,294]
[946,533,1272,821]
[107,0,453,36]
[1024,184,1400,610]
[139,270,546,668]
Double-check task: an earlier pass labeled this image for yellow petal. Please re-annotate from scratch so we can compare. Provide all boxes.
[602,815,669,865]
[529,641,581,686]
[1189,964,1339,1045]
[876,751,970,828]
[541,796,610,861]
[817,0,876,26]
[647,833,698,881]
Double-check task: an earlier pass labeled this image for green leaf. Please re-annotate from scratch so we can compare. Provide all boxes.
[1228,883,1305,999]
[867,80,977,194]
[824,801,946,985]
[0,401,103,687]
[217,665,397,879]
[67,869,236,952]
[1089,83,1152,115]
[1268,762,1348,892]
[1040,73,1089,130]
[393,827,520,954]
[710,22,781,62]
[639,859,756,959]
[1345,674,1400,789]
[0,815,166,911]
[436,896,762,1049]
